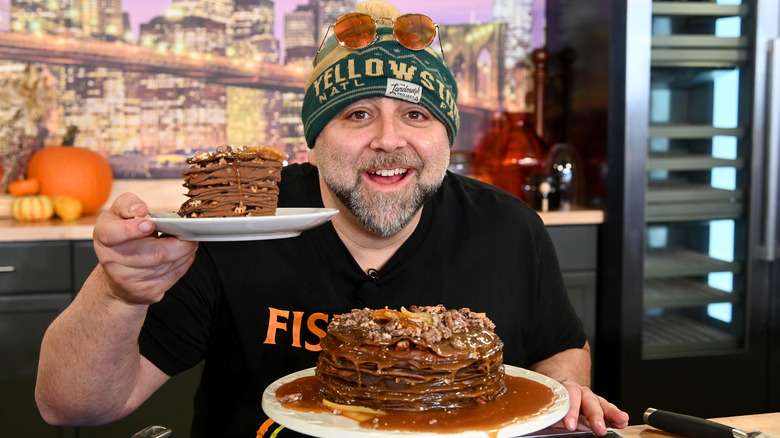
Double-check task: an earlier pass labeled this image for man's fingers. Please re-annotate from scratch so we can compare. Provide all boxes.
[561,381,583,431]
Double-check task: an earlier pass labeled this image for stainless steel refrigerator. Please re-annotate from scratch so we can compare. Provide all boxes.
[557,0,780,421]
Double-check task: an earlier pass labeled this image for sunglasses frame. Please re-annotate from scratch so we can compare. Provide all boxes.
[313,12,446,67]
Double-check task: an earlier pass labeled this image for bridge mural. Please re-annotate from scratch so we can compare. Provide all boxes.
[0,0,542,179]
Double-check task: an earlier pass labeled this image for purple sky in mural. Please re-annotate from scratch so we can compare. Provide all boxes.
[0,0,543,47]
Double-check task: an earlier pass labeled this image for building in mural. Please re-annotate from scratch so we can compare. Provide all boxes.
[232,0,278,63]
[9,0,128,40]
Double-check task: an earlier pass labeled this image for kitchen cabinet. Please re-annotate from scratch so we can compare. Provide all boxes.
[548,225,598,348]
[0,241,75,438]
[0,240,200,438]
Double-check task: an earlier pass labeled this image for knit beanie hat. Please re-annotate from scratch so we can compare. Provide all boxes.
[301,0,459,148]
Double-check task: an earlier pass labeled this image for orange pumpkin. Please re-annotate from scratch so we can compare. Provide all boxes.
[11,195,54,222]
[26,146,113,215]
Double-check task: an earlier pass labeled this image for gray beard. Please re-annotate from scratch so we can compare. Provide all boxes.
[322,155,444,237]
[334,181,431,237]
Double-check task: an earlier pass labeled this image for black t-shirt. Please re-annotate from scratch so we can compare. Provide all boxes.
[139,163,586,438]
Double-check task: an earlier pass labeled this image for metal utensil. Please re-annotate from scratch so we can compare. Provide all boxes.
[644,408,779,438]
[131,425,173,438]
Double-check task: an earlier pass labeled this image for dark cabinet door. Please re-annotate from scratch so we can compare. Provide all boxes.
[72,240,99,291]
[1,242,77,437]
[0,293,76,438]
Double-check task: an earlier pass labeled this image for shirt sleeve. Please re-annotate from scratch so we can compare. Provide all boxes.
[139,244,218,376]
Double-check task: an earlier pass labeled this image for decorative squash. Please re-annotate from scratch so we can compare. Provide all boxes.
[8,178,40,197]
[26,145,113,214]
[53,195,83,221]
[11,195,54,222]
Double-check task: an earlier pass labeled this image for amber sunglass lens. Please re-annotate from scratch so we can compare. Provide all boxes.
[334,13,376,49]
[394,14,436,50]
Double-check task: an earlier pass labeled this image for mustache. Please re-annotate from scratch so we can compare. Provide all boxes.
[358,151,423,173]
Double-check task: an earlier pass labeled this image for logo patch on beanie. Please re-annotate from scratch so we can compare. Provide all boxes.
[385,78,422,103]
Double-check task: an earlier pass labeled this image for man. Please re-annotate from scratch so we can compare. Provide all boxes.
[36,1,628,437]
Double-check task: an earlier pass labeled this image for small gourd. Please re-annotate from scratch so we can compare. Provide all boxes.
[8,178,40,197]
[53,196,83,221]
[11,195,54,222]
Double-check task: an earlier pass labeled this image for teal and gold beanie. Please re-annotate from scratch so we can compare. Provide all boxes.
[301,1,459,148]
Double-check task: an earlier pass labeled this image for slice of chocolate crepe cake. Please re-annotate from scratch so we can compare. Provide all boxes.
[178,145,288,218]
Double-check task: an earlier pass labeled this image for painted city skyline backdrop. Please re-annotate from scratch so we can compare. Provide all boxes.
[0,0,546,179]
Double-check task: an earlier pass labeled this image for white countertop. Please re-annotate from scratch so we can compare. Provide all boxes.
[0,179,604,242]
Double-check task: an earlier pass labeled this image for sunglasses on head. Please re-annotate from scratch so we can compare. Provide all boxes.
[313,12,445,67]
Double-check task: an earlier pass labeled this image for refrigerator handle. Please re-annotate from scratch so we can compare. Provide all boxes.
[763,38,780,262]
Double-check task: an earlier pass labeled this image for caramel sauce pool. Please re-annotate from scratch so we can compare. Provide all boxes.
[276,375,556,436]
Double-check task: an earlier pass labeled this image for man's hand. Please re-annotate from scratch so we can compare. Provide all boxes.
[93,193,198,305]
[558,379,629,436]
[530,343,629,436]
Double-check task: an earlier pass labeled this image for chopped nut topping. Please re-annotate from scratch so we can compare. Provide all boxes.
[328,305,495,344]
[186,144,288,164]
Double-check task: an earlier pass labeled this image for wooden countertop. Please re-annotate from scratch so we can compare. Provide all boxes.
[0,179,604,242]
[617,412,780,437]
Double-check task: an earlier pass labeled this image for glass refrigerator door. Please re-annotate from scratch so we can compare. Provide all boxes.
[643,1,748,358]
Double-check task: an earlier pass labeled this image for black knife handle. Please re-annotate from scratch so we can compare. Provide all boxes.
[644,408,738,438]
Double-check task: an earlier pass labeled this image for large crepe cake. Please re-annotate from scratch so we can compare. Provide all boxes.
[178,145,288,218]
[316,305,506,412]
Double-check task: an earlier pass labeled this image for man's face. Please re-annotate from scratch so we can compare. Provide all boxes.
[310,97,451,237]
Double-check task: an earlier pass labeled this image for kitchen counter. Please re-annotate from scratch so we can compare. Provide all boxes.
[0,179,604,242]
[617,411,780,437]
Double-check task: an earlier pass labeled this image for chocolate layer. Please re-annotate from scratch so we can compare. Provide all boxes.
[178,145,287,218]
[316,305,506,411]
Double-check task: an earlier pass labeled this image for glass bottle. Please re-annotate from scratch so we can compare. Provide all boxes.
[493,112,545,201]
[472,111,507,186]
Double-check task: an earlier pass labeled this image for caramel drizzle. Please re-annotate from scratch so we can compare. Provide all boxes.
[229,160,244,213]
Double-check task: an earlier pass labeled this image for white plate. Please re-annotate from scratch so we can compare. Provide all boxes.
[148,208,338,241]
[262,365,569,438]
